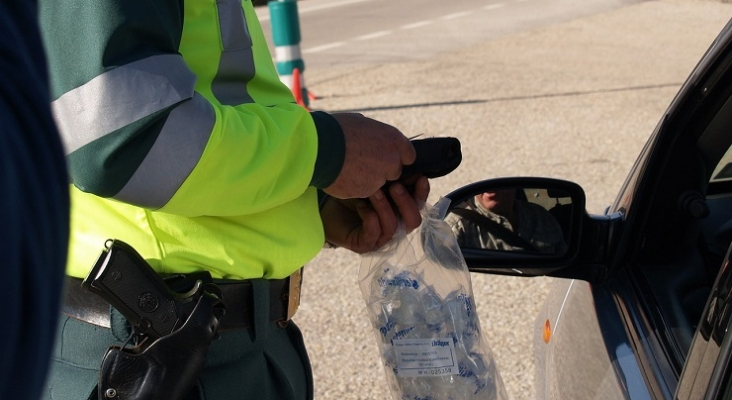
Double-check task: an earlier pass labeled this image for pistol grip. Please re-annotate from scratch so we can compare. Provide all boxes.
[82,240,182,339]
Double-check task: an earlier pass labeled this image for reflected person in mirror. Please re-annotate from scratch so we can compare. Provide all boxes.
[446,189,567,254]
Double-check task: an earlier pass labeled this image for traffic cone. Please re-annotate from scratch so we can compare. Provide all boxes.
[292,68,308,110]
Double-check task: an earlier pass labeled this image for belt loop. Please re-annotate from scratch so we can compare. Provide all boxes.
[249,279,270,341]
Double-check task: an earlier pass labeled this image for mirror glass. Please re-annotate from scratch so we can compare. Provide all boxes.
[445,186,575,256]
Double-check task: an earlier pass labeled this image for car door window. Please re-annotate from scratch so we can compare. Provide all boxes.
[711,146,732,183]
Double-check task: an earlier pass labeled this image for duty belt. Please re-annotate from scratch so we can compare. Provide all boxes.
[62,268,303,332]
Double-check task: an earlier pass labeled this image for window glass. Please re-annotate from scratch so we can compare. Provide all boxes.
[711,145,732,182]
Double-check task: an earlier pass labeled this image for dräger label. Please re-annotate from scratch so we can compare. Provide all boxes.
[392,338,457,377]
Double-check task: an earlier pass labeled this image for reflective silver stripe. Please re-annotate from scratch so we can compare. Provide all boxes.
[212,0,255,105]
[113,93,215,208]
[53,54,197,155]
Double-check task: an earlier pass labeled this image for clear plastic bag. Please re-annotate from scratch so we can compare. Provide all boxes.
[359,199,508,400]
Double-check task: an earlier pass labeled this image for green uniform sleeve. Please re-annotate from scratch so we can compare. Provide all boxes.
[39,0,345,217]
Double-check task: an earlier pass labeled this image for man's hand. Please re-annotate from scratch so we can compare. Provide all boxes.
[320,176,430,253]
[324,113,416,199]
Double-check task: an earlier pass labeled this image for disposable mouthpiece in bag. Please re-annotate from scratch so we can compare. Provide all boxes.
[359,199,508,400]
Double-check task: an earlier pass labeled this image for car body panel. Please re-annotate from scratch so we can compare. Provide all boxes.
[534,279,639,400]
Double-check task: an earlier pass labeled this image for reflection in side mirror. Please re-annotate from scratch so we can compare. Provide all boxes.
[443,177,590,278]
[446,187,571,256]
[443,178,585,268]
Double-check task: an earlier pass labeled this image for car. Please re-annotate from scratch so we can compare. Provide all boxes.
[439,17,732,399]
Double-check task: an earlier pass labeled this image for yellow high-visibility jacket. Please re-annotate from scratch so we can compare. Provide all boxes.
[39,0,345,279]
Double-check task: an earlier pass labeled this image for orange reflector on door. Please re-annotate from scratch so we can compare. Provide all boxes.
[543,320,552,344]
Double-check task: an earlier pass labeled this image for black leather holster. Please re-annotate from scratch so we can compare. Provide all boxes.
[97,286,224,400]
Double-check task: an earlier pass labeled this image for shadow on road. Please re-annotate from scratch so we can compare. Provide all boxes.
[322,82,682,113]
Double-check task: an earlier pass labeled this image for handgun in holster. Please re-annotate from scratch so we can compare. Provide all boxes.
[83,239,226,400]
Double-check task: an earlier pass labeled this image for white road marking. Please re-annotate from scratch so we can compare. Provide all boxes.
[301,2,516,54]
[400,20,434,30]
[484,3,506,11]
[356,30,393,41]
[303,42,346,54]
[441,11,472,20]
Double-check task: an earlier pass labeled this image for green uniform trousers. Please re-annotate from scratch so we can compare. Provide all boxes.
[43,279,313,400]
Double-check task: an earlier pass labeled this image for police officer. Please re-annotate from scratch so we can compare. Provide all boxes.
[38,0,428,398]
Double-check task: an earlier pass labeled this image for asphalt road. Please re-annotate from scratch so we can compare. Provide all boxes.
[256,0,732,399]
[256,0,642,70]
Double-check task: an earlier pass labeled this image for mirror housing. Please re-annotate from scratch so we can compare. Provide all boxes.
[443,177,594,279]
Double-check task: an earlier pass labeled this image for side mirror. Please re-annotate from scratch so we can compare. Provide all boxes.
[442,177,586,277]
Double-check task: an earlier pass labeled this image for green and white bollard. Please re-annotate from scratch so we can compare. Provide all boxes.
[269,0,309,107]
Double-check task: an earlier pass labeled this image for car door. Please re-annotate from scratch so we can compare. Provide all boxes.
[603,17,732,399]
[444,17,732,399]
